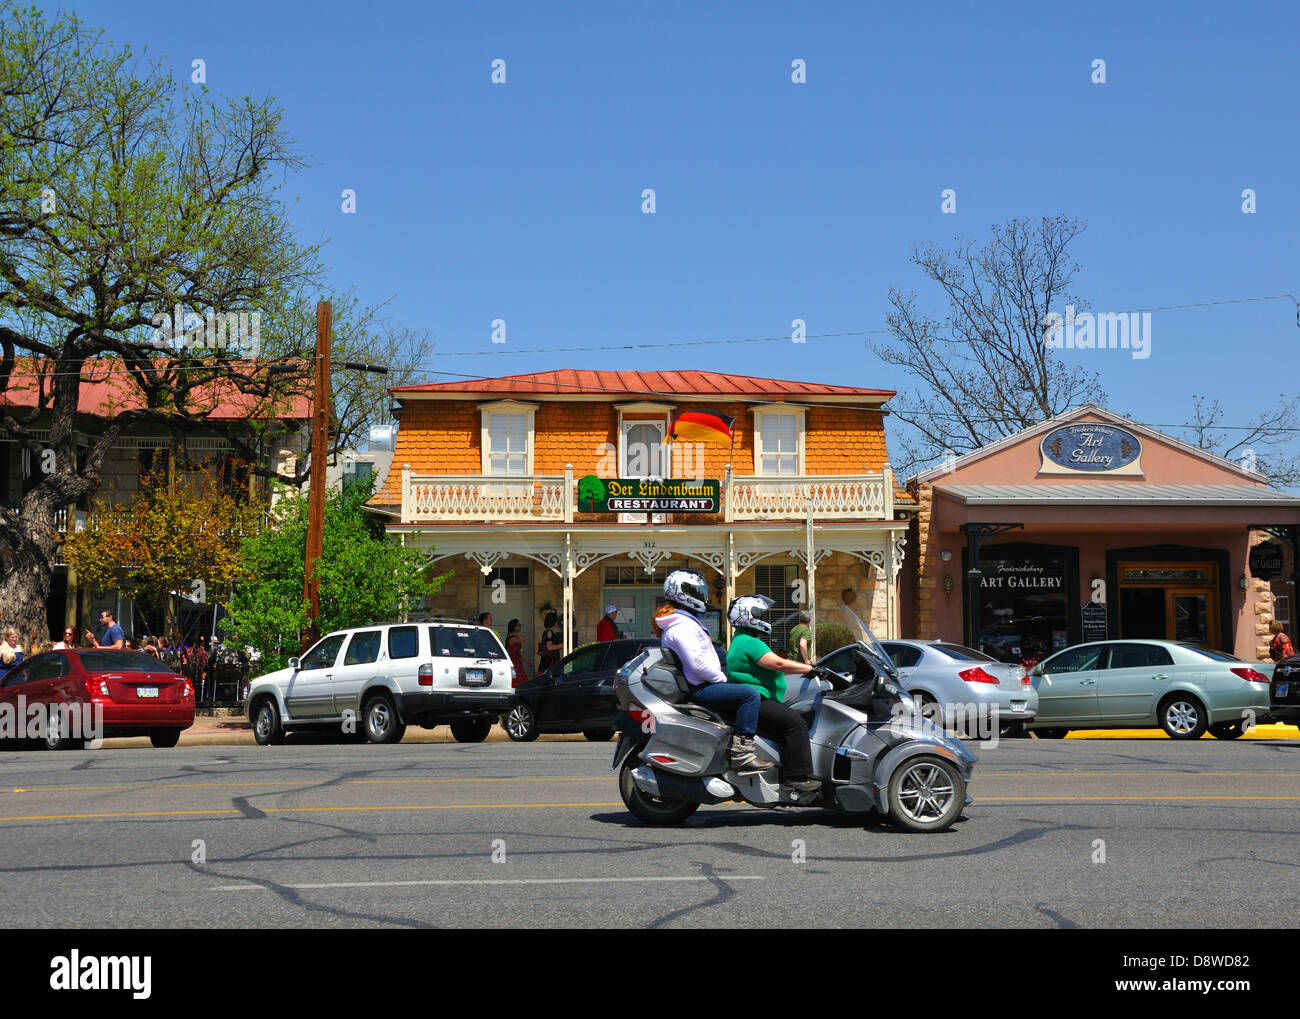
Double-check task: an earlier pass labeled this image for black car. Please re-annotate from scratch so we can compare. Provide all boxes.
[1269,654,1300,726]
[503,639,659,742]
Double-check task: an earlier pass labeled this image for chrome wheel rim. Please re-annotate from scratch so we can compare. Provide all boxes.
[1166,701,1198,734]
[255,706,273,739]
[896,762,955,822]
[367,700,392,740]
[506,705,531,739]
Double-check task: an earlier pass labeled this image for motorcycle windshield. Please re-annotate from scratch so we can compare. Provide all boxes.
[836,605,899,682]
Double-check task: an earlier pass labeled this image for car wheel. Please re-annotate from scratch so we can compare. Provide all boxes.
[886,756,965,833]
[618,759,699,825]
[1208,720,1246,740]
[504,703,539,742]
[999,721,1026,739]
[42,706,85,751]
[450,718,492,743]
[252,697,285,746]
[584,728,615,742]
[913,692,950,733]
[149,729,181,749]
[1034,728,1069,739]
[363,693,406,744]
[1159,694,1208,740]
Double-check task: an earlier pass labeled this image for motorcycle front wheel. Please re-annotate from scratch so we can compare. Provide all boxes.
[618,760,699,825]
[886,756,965,833]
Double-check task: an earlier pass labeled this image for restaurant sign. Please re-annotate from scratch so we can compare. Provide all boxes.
[1040,423,1143,475]
[577,475,720,513]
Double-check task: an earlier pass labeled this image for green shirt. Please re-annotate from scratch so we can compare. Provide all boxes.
[726,631,784,701]
[788,623,812,664]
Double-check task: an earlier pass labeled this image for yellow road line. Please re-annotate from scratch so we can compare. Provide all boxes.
[0,802,626,822]
[978,771,1300,777]
[980,795,1300,802]
[5,777,612,794]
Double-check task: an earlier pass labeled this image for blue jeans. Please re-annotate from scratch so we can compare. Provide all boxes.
[687,682,760,736]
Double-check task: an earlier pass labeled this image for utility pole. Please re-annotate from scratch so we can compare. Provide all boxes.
[303,300,331,651]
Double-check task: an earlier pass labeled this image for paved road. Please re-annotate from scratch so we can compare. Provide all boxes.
[1,738,1297,928]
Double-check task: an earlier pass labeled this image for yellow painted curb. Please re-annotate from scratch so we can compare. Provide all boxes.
[1062,724,1300,740]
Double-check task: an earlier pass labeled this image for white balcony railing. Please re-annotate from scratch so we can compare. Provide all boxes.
[400,465,896,524]
[403,471,570,522]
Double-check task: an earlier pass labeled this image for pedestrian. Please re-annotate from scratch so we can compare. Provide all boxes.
[195,636,210,702]
[1269,620,1295,662]
[505,618,531,686]
[788,610,812,664]
[0,629,23,681]
[52,626,78,650]
[537,611,562,674]
[596,605,619,642]
[475,611,494,630]
[84,610,125,651]
[142,637,160,659]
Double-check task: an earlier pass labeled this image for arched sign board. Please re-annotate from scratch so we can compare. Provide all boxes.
[1040,423,1143,476]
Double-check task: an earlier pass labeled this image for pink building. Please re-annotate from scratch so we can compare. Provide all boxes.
[901,406,1300,664]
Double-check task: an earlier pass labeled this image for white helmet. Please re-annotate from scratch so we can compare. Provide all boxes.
[663,569,709,614]
[728,594,774,635]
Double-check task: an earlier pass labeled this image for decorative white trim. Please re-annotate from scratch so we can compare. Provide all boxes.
[891,533,908,574]
[790,548,834,568]
[465,550,508,575]
[630,548,673,575]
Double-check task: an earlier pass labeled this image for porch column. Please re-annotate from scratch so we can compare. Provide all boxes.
[806,498,817,660]
[724,531,736,644]
[562,531,574,657]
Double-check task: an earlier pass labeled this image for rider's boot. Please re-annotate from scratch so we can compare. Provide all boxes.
[728,735,775,773]
[782,776,821,793]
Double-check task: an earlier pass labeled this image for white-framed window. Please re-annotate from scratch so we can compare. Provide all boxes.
[753,407,804,475]
[479,401,537,476]
[1275,595,1290,627]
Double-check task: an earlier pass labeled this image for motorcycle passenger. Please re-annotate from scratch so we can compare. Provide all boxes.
[725,595,819,794]
[657,569,774,773]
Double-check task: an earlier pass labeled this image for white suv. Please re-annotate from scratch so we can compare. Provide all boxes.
[247,619,513,745]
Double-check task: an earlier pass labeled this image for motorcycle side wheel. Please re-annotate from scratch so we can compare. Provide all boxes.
[886,756,965,834]
[618,760,699,825]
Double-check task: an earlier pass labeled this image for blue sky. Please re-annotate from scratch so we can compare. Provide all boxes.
[43,0,1300,464]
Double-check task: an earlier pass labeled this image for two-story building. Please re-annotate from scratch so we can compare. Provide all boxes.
[369,370,912,662]
[1,360,310,638]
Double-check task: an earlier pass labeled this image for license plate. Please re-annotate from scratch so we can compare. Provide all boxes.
[137,687,159,698]
[461,669,489,687]
[1278,683,1290,698]
[1010,701,1026,712]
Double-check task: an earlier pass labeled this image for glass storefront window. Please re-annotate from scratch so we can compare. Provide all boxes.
[974,558,1068,665]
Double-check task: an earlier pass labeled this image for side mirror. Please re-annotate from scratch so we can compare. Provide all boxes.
[288,657,300,671]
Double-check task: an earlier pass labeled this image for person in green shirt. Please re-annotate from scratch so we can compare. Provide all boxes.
[788,611,812,664]
[725,595,819,793]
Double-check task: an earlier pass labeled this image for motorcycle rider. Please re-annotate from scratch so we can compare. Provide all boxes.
[725,595,820,794]
[657,569,774,773]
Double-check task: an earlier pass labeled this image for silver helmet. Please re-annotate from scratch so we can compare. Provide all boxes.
[663,569,709,614]
[728,594,774,635]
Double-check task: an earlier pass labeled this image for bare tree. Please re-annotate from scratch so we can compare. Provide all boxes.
[872,216,1105,474]
[1180,395,1300,487]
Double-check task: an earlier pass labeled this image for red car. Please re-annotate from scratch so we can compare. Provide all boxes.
[0,649,194,749]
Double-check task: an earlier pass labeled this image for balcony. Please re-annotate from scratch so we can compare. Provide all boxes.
[400,466,895,524]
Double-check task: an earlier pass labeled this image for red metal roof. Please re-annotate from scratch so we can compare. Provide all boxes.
[0,358,311,421]
[392,370,893,399]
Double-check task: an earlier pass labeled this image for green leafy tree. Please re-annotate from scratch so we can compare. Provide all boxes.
[0,6,432,641]
[61,463,264,637]
[222,480,447,675]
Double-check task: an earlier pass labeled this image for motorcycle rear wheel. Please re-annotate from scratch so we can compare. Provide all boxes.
[886,756,965,833]
[618,760,699,825]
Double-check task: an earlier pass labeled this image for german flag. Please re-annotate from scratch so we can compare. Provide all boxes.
[667,410,735,447]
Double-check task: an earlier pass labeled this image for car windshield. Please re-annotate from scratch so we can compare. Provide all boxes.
[76,650,173,673]
[928,643,998,663]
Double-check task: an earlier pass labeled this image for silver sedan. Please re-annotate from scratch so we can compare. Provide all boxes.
[1026,640,1271,740]
[818,639,1037,738]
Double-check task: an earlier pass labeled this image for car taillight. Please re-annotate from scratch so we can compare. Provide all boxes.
[959,667,999,684]
[1021,674,1032,687]
[1230,667,1269,683]
[85,676,110,698]
[182,680,194,699]
[418,663,433,687]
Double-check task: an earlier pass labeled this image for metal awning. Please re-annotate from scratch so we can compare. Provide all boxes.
[934,483,1300,509]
